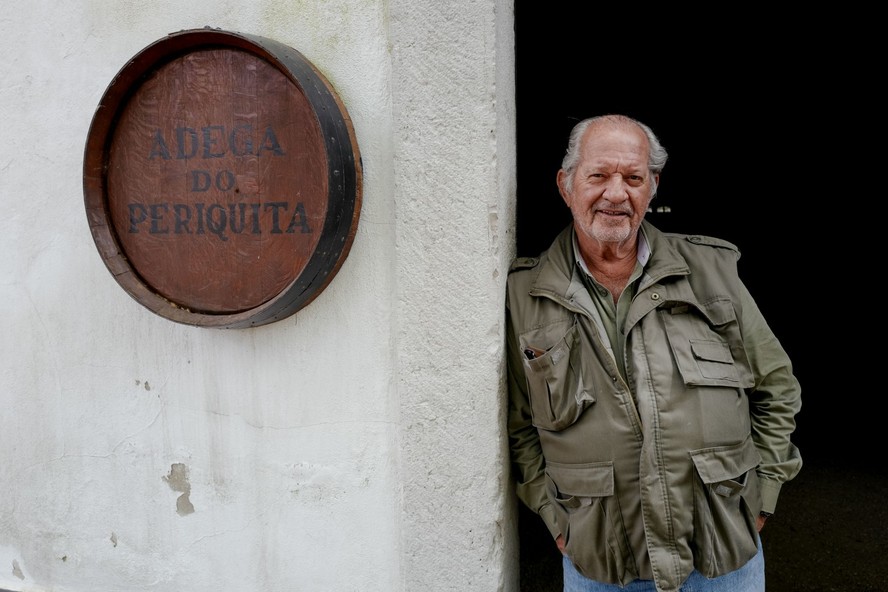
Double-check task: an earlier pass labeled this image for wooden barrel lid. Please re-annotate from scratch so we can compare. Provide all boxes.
[83,28,362,328]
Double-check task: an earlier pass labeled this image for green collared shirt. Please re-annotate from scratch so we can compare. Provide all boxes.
[572,229,651,383]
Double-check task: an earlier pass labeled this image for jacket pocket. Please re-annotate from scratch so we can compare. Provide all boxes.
[660,300,755,444]
[660,298,754,389]
[545,460,636,584]
[521,321,595,431]
[689,436,762,577]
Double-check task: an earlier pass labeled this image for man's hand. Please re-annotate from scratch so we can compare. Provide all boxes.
[756,514,768,532]
[556,534,566,555]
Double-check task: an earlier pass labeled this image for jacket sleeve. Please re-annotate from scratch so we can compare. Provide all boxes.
[505,293,560,540]
[739,281,803,515]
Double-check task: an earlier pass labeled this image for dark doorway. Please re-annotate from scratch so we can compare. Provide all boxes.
[513,8,884,592]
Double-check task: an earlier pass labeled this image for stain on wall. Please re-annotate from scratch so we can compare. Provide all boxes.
[163,463,195,516]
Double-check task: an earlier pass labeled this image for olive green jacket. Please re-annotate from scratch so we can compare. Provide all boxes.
[505,221,802,592]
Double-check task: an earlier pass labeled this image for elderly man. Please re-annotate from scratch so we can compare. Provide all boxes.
[505,114,802,592]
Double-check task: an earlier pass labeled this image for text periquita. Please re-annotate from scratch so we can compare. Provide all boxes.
[128,124,312,240]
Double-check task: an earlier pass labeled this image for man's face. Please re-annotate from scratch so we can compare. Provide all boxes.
[557,123,657,246]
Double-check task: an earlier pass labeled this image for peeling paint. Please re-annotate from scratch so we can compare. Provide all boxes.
[162,463,195,516]
[110,532,118,547]
[12,559,23,580]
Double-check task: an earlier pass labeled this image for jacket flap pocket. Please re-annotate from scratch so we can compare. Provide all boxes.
[545,460,614,497]
[696,297,736,327]
[690,339,733,363]
[660,303,751,388]
[521,320,594,432]
[690,436,762,484]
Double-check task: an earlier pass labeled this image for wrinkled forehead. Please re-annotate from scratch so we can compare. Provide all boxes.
[578,123,650,171]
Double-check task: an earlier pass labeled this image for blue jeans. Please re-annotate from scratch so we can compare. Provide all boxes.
[562,536,765,592]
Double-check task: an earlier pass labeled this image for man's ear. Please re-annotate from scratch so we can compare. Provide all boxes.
[556,169,571,206]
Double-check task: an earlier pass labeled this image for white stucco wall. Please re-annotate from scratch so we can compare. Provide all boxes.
[0,1,517,591]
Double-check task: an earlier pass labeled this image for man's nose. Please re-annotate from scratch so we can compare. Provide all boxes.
[602,176,629,201]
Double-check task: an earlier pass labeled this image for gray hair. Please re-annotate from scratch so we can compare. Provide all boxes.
[561,114,669,196]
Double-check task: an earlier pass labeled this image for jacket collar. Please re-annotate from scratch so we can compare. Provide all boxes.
[530,220,691,302]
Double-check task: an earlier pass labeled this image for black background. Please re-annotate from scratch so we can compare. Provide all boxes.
[514,8,883,591]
